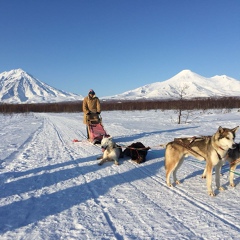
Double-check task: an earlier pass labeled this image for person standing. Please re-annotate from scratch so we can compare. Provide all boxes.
[82,89,101,139]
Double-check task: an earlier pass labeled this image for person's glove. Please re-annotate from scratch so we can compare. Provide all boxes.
[96,112,100,114]
[87,112,91,115]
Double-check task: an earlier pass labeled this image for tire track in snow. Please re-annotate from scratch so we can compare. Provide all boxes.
[44,114,101,159]
[66,157,123,239]
[84,157,199,238]
[129,159,240,235]
[170,160,240,233]
[42,114,122,239]
[1,114,95,198]
[108,161,199,238]
[0,113,118,238]
[1,122,44,163]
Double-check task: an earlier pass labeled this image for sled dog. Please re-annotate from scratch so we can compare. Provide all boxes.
[98,136,122,166]
[165,126,239,196]
[123,142,150,164]
[224,143,240,187]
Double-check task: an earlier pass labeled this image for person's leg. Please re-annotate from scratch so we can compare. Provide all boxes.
[86,125,89,139]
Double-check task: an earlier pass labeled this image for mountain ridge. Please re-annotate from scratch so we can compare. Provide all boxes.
[103,69,240,100]
[0,69,83,103]
[1,68,240,103]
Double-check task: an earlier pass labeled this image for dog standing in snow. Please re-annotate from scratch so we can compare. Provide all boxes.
[223,143,240,187]
[98,136,122,166]
[165,126,239,196]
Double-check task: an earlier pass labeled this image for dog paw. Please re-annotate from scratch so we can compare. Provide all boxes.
[175,180,181,185]
[230,183,235,187]
[208,192,216,197]
[201,175,206,179]
[114,161,119,165]
[167,183,173,187]
[218,186,225,191]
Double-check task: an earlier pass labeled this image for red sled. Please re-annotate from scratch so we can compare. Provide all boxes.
[86,113,109,144]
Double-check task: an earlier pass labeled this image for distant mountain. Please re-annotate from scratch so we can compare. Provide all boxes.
[0,69,83,103]
[2,69,239,103]
[103,70,240,100]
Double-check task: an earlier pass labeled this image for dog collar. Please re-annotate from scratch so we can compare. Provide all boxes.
[218,146,225,151]
[214,150,222,160]
[216,146,228,160]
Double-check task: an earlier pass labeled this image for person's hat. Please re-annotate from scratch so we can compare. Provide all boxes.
[89,89,95,95]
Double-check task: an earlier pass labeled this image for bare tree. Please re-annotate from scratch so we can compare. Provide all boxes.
[172,84,189,124]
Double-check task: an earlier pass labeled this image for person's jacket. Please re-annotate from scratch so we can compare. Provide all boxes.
[82,95,101,124]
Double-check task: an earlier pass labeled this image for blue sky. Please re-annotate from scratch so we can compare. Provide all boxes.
[0,0,239,97]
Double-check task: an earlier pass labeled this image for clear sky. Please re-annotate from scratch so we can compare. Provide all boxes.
[0,0,239,97]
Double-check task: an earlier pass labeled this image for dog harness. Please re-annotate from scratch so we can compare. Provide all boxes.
[173,136,225,161]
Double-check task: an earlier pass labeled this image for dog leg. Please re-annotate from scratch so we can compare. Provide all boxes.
[166,158,183,187]
[112,156,119,165]
[173,157,185,185]
[165,159,175,187]
[205,162,215,196]
[215,162,225,191]
[165,158,174,187]
[229,164,237,187]
[165,145,173,187]
[165,144,185,187]
[98,158,109,166]
[202,167,207,178]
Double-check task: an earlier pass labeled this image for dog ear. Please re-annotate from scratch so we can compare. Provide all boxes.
[103,135,112,139]
[218,126,224,134]
[231,126,239,133]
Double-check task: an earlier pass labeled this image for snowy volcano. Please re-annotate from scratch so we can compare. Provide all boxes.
[0,69,83,103]
[1,69,240,103]
[103,70,240,100]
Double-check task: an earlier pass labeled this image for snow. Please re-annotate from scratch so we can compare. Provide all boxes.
[103,70,240,100]
[0,69,83,103]
[2,68,240,103]
[1,109,240,239]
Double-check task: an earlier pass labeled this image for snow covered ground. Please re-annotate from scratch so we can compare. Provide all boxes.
[1,109,240,239]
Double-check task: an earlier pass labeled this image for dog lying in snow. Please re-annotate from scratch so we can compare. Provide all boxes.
[98,136,123,166]
[123,142,150,164]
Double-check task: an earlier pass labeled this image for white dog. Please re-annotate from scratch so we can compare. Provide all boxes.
[98,136,122,166]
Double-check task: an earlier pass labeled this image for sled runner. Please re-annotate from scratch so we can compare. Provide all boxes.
[86,113,109,144]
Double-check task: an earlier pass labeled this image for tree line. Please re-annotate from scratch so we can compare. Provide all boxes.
[0,97,240,114]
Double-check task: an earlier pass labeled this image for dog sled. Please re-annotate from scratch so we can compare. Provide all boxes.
[86,113,109,144]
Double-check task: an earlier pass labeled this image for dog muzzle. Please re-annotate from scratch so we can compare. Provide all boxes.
[232,142,237,149]
[101,146,107,152]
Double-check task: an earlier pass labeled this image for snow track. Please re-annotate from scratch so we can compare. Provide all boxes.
[1,111,240,239]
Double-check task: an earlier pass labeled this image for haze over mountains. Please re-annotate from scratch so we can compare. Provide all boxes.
[0,69,240,103]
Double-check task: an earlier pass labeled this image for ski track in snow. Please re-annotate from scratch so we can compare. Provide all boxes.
[0,110,240,239]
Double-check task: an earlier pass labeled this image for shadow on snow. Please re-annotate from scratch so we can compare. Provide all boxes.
[114,126,199,143]
[0,152,165,233]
